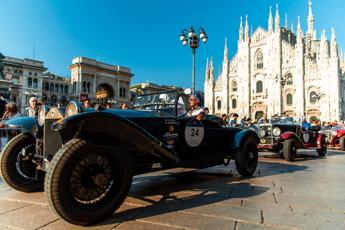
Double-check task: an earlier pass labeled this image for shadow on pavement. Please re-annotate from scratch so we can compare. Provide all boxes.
[94,161,308,227]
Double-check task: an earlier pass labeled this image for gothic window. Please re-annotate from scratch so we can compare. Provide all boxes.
[255,49,264,70]
[232,99,237,109]
[28,78,32,87]
[286,74,293,85]
[87,82,91,93]
[256,81,263,93]
[286,94,293,105]
[232,81,237,92]
[310,91,318,104]
[33,79,38,88]
[44,83,49,91]
[217,100,222,110]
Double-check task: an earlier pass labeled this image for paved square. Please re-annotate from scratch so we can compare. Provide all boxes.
[1,150,345,229]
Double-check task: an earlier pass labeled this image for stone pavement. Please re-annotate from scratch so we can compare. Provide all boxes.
[1,150,345,230]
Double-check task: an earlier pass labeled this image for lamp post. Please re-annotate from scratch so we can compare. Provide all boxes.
[274,75,287,115]
[180,27,208,94]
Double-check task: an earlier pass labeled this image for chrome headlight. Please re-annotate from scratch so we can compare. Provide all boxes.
[65,101,80,117]
[258,130,266,138]
[38,105,49,126]
[273,127,281,137]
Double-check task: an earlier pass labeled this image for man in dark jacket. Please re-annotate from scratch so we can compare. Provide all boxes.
[0,93,7,118]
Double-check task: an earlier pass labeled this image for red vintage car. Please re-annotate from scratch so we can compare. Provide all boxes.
[324,125,345,150]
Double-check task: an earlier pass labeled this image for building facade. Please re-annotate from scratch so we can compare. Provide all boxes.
[0,56,133,112]
[69,57,132,107]
[205,1,345,122]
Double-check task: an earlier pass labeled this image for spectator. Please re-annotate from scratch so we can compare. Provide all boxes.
[25,97,39,117]
[258,113,268,124]
[2,102,20,119]
[221,114,228,126]
[0,93,6,118]
[187,95,205,121]
[204,107,209,115]
[246,117,259,132]
[230,113,240,127]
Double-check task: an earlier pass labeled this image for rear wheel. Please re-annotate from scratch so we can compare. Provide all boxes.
[0,133,44,192]
[44,138,133,226]
[234,137,258,177]
[339,136,345,151]
[317,136,327,157]
[283,139,297,162]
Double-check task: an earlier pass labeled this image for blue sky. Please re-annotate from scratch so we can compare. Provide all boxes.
[1,0,344,91]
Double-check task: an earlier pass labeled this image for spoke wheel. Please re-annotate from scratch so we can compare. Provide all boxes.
[0,133,44,192]
[317,136,327,157]
[283,139,296,161]
[45,138,133,226]
[234,137,258,177]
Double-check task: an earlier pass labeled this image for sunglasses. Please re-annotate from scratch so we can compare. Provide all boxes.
[189,98,197,101]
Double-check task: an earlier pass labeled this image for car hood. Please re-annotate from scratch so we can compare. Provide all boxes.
[103,109,166,118]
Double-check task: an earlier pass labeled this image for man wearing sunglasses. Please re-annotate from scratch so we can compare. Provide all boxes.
[187,95,205,121]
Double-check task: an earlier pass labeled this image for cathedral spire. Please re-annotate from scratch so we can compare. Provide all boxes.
[275,3,280,32]
[307,0,315,38]
[268,6,273,33]
[239,16,243,42]
[209,57,214,79]
[291,23,294,33]
[245,14,249,41]
[285,14,288,29]
[331,28,338,57]
[205,57,210,80]
[223,38,228,61]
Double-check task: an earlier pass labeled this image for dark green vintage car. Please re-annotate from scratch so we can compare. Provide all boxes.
[1,90,259,226]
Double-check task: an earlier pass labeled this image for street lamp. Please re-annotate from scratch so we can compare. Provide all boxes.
[180,26,208,94]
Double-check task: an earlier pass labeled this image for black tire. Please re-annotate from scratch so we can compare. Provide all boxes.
[44,138,133,226]
[0,133,44,192]
[317,136,327,157]
[234,137,258,177]
[283,139,297,161]
[339,136,345,151]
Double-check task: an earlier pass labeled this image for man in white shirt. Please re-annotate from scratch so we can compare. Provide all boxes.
[187,95,205,120]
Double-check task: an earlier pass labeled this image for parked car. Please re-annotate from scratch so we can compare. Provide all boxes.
[0,90,259,226]
[258,117,327,161]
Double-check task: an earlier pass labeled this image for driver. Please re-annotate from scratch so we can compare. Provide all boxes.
[187,95,205,121]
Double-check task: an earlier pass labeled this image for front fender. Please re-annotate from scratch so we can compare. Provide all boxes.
[317,133,326,148]
[280,131,304,148]
[5,116,38,135]
[53,111,178,162]
[230,129,260,150]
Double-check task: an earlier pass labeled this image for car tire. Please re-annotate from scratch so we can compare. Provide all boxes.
[317,136,327,157]
[339,136,345,151]
[44,138,133,226]
[283,139,296,161]
[0,133,44,192]
[234,137,258,177]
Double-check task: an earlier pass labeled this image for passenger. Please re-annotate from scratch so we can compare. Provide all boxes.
[121,103,130,109]
[83,99,92,108]
[25,97,39,117]
[204,107,209,115]
[221,113,228,126]
[187,95,205,121]
[0,103,20,128]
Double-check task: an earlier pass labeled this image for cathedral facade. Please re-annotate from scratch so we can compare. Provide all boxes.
[204,1,345,122]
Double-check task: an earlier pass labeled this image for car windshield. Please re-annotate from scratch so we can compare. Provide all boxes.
[270,117,301,124]
[133,91,179,117]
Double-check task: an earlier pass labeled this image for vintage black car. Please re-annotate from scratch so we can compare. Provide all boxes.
[258,117,327,161]
[0,90,259,225]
